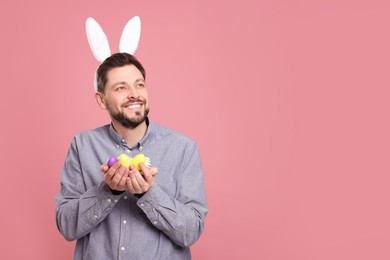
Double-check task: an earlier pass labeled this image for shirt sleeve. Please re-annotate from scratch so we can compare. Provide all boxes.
[137,141,208,247]
[55,137,122,241]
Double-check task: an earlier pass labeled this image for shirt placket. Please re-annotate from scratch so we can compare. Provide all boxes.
[118,195,130,260]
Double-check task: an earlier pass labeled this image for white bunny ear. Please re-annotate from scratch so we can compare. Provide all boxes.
[119,16,141,54]
[93,69,98,92]
[86,17,111,62]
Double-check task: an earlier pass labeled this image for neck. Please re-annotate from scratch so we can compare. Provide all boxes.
[111,120,148,147]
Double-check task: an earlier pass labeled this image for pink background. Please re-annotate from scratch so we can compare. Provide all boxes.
[1,0,390,259]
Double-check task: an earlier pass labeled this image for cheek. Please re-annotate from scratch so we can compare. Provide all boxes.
[107,95,126,105]
[104,98,119,110]
[141,90,149,100]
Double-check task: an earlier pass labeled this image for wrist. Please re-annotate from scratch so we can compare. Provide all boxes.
[110,188,125,195]
[134,192,145,198]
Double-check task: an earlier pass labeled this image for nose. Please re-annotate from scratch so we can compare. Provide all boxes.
[127,85,139,100]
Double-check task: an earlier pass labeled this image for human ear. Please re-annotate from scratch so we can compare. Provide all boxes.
[95,92,107,110]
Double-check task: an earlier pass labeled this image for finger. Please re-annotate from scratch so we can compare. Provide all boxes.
[111,166,128,186]
[100,165,109,173]
[129,169,142,193]
[148,167,158,178]
[106,161,122,178]
[117,169,130,189]
[139,163,155,183]
[126,177,136,193]
[151,167,158,177]
[134,171,149,192]
[139,163,157,173]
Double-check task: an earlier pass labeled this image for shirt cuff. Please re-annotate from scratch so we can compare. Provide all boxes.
[136,184,168,226]
[97,181,124,203]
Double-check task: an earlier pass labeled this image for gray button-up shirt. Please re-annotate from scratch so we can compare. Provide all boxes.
[56,119,208,260]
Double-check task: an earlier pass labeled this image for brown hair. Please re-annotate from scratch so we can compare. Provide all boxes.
[96,53,146,93]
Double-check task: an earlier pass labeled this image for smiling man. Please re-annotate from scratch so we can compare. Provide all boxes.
[56,53,208,260]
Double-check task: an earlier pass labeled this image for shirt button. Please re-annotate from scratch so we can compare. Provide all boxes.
[114,199,118,203]
[121,247,125,251]
[123,220,127,224]
[94,214,98,219]
[126,149,131,153]
[140,203,144,207]
[153,221,157,225]
[116,145,120,148]
[107,199,112,203]
[124,196,128,200]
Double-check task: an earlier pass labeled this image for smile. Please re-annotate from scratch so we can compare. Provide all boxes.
[123,102,144,112]
[126,104,141,109]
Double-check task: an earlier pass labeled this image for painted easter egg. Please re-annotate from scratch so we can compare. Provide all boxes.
[106,156,118,168]
[131,153,146,170]
[118,154,132,168]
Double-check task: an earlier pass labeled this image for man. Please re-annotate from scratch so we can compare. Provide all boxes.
[56,53,208,260]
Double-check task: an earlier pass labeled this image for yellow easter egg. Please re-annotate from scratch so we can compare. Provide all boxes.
[131,153,146,170]
[117,154,132,168]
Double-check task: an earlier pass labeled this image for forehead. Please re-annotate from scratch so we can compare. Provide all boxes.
[106,65,144,84]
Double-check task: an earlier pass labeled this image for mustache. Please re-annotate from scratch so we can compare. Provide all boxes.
[122,98,146,106]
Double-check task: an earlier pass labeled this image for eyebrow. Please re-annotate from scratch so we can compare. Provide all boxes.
[134,79,145,84]
[112,79,145,88]
[112,81,127,87]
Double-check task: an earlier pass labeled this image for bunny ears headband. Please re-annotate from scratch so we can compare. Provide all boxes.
[85,16,141,91]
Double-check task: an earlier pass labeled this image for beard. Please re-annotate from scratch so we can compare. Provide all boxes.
[107,102,150,129]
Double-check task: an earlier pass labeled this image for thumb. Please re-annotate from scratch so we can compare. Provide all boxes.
[100,165,109,173]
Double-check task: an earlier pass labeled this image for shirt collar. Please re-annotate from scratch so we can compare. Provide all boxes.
[109,117,155,151]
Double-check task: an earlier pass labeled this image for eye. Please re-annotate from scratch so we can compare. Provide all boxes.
[136,83,145,88]
[116,85,126,91]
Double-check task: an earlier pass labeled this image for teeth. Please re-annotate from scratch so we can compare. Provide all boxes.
[127,104,141,109]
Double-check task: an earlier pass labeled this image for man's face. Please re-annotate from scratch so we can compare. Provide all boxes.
[98,65,149,129]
